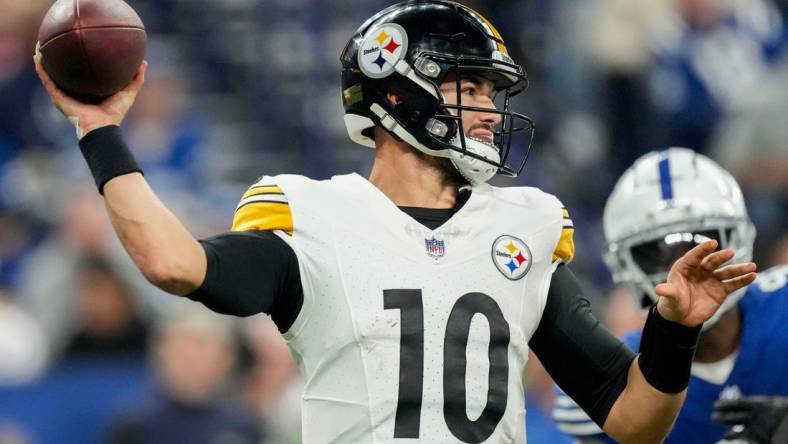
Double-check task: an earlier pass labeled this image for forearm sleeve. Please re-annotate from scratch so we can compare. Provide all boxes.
[187,230,303,332]
[529,265,636,427]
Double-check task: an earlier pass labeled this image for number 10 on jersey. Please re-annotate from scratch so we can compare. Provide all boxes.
[384,289,511,443]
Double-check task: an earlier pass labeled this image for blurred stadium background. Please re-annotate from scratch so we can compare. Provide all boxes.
[0,0,786,442]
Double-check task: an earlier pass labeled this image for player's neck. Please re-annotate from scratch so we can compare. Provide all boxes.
[369,137,459,209]
[694,306,742,363]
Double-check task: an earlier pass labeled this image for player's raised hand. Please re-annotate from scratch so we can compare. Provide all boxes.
[654,240,757,327]
[33,45,147,139]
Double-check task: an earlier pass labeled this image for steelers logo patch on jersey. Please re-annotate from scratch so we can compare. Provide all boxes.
[358,23,408,79]
[491,235,532,280]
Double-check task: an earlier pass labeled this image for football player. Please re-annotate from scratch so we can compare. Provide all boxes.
[553,148,788,444]
[34,2,757,443]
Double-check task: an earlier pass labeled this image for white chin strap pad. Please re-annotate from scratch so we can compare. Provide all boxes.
[448,136,500,185]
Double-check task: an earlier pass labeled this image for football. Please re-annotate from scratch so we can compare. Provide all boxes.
[37,0,146,101]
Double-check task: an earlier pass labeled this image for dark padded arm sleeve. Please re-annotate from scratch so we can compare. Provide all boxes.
[529,264,635,428]
[187,230,303,333]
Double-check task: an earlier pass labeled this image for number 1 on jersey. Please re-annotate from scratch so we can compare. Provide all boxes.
[383,289,424,438]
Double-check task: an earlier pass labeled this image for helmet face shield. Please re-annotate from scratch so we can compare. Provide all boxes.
[630,229,724,276]
[609,219,749,290]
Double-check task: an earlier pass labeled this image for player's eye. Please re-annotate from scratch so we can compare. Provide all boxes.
[461,86,476,95]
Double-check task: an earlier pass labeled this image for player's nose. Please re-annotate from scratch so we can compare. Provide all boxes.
[478,98,502,127]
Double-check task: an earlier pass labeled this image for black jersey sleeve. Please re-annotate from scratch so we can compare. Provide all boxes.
[528,264,635,428]
[187,230,303,333]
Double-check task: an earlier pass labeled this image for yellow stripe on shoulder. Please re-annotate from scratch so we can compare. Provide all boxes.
[241,185,284,201]
[232,201,293,235]
[552,227,575,263]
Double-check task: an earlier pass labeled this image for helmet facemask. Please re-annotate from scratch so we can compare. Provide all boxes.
[417,53,535,184]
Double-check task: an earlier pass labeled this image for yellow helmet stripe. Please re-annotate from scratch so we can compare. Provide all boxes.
[460,5,508,54]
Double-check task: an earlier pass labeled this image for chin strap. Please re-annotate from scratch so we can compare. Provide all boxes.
[369,102,501,185]
[447,136,499,184]
[370,103,445,158]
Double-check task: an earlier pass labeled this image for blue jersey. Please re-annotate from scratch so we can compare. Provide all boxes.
[552,266,788,444]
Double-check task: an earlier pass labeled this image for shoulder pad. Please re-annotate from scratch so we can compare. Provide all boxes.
[232,176,293,235]
[553,205,575,264]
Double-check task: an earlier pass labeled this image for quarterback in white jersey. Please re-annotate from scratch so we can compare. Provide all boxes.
[232,173,571,442]
[35,1,757,443]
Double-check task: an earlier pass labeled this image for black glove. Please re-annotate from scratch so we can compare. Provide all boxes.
[712,396,788,444]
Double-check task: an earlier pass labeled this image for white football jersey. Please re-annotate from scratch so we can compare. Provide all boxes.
[232,173,574,444]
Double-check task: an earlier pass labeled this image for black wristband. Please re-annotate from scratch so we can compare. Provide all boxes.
[78,125,142,194]
[638,305,702,394]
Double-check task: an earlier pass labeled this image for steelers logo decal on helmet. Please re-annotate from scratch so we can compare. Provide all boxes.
[491,235,532,280]
[358,23,408,79]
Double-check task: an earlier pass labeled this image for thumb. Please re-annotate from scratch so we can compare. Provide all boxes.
[655,282,678,299]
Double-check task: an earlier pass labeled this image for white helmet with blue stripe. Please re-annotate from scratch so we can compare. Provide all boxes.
[603,148,756,329]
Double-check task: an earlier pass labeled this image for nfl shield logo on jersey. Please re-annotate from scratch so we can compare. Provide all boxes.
[425,237,446,259]
[491,235,532,280]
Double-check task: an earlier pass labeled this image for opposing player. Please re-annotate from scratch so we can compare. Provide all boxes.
[34,2,757,443]
[553,148,788,444]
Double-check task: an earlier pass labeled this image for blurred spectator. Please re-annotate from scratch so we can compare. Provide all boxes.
[16,186,118,350]
[559,0,785,175]
[15,185,178,354]
[569,0,674,174]
[64,258,148,359]
[0,210,38,290]
[107,308,263,444]
[0,290,48,385]
[646,0,785,152]
[242,317,302,444]
[0,0,52,164]
[711,55,788,265]
[124,41,210,192]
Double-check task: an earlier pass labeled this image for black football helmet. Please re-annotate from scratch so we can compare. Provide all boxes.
[341,0,534,184]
